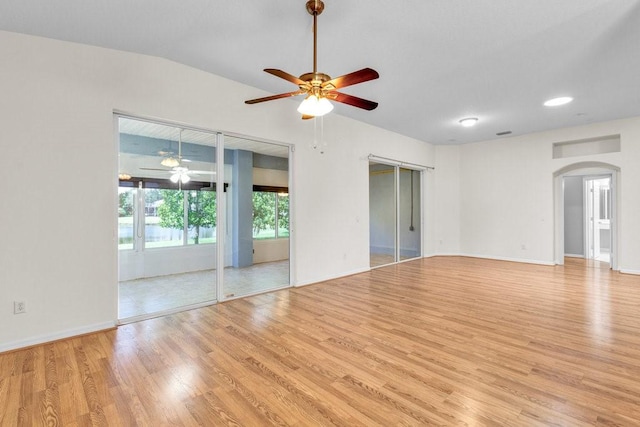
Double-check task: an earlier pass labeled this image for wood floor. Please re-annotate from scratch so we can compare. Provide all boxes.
[3,256,640,426]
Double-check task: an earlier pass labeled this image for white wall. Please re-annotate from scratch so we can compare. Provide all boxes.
[433,145,461,254]
[0,31,435,351]
[253,167,288,187]
[119,245,217,282]
[253,239,289,264]
[446,117,640,271]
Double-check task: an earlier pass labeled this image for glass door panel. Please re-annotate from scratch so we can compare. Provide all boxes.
[118,117,217,320]
[220,136,291,299]
[369,162,397,267]
[399,168,421,261]
[585,176,611,264]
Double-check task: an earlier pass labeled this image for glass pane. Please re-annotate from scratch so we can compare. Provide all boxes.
[369,162,397,267]
[399,168,421,260]
[253,192,277,239]
[145,189,183,248]
[118,187,135,250]
[277,193,289,238]
[188,190,217,245]
[118,117,218,320]
[222,136,290,299]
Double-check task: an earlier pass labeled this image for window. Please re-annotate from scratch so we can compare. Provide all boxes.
[277,192,289,238]
[252,187,289,239]
[187,190,217,245]
[118,187,135,250]
[146,189,183,248]
[118,184,217,250]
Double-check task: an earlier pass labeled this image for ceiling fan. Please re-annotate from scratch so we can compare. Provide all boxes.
[157,142,193,168]
[140,130,215,184]
[245,0,379,118]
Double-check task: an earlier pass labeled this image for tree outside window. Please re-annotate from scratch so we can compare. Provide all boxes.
[253,191,289,239]
[156,189,217,245]
[118,188,135,250]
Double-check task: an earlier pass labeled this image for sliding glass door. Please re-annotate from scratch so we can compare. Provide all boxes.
[369,162,422,267]
[399,168,421,260]
[369,162,397,267]
[118,116,291,321]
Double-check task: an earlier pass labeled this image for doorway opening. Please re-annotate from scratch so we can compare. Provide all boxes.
[554,162,619,270]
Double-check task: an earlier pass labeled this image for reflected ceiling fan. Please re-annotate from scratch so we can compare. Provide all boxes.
[245,0,379,118]
[140,130,215,184]
[157,145,191,168]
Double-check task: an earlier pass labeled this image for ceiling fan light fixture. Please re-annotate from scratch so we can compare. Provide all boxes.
[297,95,334,117]
[459,117,479,127]
[180,174,190,184]
[170,173,180,183]
[161,156,180,167]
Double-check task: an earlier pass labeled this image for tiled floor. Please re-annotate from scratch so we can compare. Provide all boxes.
[118,260,289,319]
[370,252,421,267]
[370,252,395,267]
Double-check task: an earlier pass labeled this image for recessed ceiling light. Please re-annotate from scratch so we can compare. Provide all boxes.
[544,96,573,107]
[459,117,478,127]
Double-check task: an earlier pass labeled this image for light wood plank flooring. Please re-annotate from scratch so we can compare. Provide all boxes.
[3,256,640,425]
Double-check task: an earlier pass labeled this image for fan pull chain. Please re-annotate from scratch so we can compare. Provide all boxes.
[312,115,318,150]
[311,116,326,153]
[319,116,326,154]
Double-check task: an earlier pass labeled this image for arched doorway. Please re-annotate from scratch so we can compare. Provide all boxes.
[553,162,620,269]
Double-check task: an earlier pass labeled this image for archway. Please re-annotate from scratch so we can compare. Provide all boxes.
[553,162,620,269]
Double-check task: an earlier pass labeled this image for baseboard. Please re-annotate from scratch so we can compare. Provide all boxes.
[456,253,556,266]
[564,253,585,258]
[0,321,116,354]
[620,269,640,276]
[294,266,372,288]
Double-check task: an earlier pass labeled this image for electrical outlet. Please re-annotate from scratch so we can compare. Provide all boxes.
[14,301,26,314]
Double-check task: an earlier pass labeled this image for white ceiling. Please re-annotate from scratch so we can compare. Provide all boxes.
[2,0,639,144]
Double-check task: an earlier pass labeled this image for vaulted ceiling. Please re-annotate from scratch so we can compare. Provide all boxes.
[1,0,638,144]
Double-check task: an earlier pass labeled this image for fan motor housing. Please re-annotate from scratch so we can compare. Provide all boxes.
[306,0,324,16]
[299,72,331,84]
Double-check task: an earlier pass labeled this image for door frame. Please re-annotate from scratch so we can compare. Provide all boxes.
[583,175,612,262]
[553,162,619,269]
[368,155,426,267]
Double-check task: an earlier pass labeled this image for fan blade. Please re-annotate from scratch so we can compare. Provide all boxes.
[139,167,171,171]
[322,68,379,91]
[188,170,217,175]
[301,115,314,120]
[245,90,306,104]
[330,92,378,111]
[264,69,306,86]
